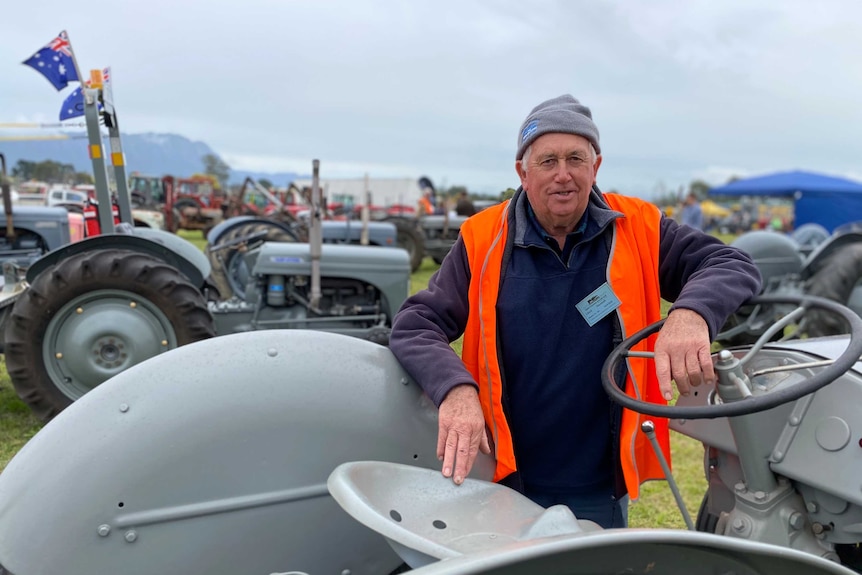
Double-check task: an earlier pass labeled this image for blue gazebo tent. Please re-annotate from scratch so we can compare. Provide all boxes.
[708,170,862,232]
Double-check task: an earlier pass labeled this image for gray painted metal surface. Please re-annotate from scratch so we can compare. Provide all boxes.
[329,462,855,575]
[0,330,493,575]
[247,241,410,314]
[24,229,211,288]
[329,461,601,569]
[404,528,857,575]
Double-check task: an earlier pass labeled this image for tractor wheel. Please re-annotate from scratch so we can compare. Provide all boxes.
[694,493,720,533]
[805,243,862,336]
[3,249,215,423]
[168,207,182,233]
[207,221,298,301]
[387,218,424,272]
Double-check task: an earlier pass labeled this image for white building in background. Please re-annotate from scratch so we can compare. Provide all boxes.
[288,177,424,208]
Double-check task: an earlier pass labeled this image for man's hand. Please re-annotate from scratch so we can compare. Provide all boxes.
[437,384,491,485]
[653,309,715,401]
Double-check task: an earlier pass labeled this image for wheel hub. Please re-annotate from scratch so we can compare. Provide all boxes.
[45,290,178,401]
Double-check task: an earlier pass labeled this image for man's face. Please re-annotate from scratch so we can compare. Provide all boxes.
[516,133,601,233]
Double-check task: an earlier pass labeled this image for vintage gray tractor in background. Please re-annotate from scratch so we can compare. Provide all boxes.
[1,294,862,575]
[718,222,862,345]
[0,154,410,423]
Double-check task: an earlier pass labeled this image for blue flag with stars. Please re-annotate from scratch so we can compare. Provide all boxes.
[22,31,80,91]
[59,86,84,120]
[59,67,108,120]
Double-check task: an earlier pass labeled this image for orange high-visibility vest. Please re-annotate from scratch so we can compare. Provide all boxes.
[459,193,670,501]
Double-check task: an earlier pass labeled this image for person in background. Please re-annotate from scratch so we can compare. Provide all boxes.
[679,192,704,230]
[455,191,477,216]
[389,94,761,529]
[418,189,435,216]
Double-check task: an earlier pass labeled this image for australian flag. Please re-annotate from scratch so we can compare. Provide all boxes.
[59,67,109,121]
[22,31,80,91]
[59,86,84,120]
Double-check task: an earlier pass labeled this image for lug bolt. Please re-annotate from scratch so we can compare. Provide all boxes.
[789,512,805,530]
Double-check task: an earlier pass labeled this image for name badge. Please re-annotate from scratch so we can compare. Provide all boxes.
[576,282,622,327]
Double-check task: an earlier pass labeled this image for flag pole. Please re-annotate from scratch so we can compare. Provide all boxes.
[63,30,85,87]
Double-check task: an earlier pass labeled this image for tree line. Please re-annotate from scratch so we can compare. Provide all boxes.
[7,159,94,186]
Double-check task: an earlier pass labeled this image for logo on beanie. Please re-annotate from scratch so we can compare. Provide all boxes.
[521,120,538,143]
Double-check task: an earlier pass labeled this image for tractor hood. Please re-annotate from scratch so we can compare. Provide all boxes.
[254,241,410,277]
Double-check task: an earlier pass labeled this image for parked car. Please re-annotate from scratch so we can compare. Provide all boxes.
[45,188,88,208]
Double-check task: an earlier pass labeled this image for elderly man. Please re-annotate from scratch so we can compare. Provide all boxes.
[389,94,761,528]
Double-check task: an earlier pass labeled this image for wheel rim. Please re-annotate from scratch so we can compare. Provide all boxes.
[43,289,179,400]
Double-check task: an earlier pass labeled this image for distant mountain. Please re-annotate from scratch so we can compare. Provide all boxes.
[0,132,302,185]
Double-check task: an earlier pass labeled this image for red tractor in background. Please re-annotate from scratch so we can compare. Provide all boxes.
[128,172,225,234]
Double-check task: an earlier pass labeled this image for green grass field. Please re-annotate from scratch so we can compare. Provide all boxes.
[0,229,715,530]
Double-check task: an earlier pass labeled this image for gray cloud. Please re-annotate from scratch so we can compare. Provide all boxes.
[3,0,862,197]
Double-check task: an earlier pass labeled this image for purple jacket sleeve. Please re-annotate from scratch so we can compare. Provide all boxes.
[389,238,477,407]
[659,217,762,338]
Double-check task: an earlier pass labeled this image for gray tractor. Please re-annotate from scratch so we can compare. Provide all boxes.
[0,153,409,423]
[718,222,862,345]
[1,294,861,575]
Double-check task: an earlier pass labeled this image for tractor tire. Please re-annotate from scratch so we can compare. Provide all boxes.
[207,221,298,301]
[4,249,215,423]
[169,207,182,233]
[805,243,862,336]
[387,218,424,272]
[694,493,720,533]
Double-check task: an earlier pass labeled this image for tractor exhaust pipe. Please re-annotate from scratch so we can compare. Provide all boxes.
[309,159,323,311]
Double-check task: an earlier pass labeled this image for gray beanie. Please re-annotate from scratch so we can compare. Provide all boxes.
[516,94,601,160]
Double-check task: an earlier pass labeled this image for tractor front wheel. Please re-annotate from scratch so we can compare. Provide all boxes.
[4,249,215,422]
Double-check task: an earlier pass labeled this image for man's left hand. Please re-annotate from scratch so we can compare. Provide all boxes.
[653,309,715,401]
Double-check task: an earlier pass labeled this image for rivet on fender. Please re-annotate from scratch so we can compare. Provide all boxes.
[119,404,129,413]
[55,352,63,359]
[267,348,278,357]
[129,301,137,308]
[161,340,168,346]
[124,530,137,543]
[76,307,83,314]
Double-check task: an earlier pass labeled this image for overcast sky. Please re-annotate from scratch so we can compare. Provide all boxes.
[2,0,861,198]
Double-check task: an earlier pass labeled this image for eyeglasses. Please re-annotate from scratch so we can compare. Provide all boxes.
[532,154,592,172]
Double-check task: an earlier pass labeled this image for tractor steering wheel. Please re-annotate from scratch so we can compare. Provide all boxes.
[601,295,862,419]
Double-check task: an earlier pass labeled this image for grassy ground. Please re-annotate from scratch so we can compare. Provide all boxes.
[0,231,712,529]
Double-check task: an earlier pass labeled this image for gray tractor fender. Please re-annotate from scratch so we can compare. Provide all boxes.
[206,215,263,244]
[25,229,211,288]
[0,329,494,575]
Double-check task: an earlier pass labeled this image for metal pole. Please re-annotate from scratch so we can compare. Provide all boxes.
[0,154,15,241]
[83,87,114,234]
[309,160,322,311]
[106,121,132,225]
[360,172,370,246]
